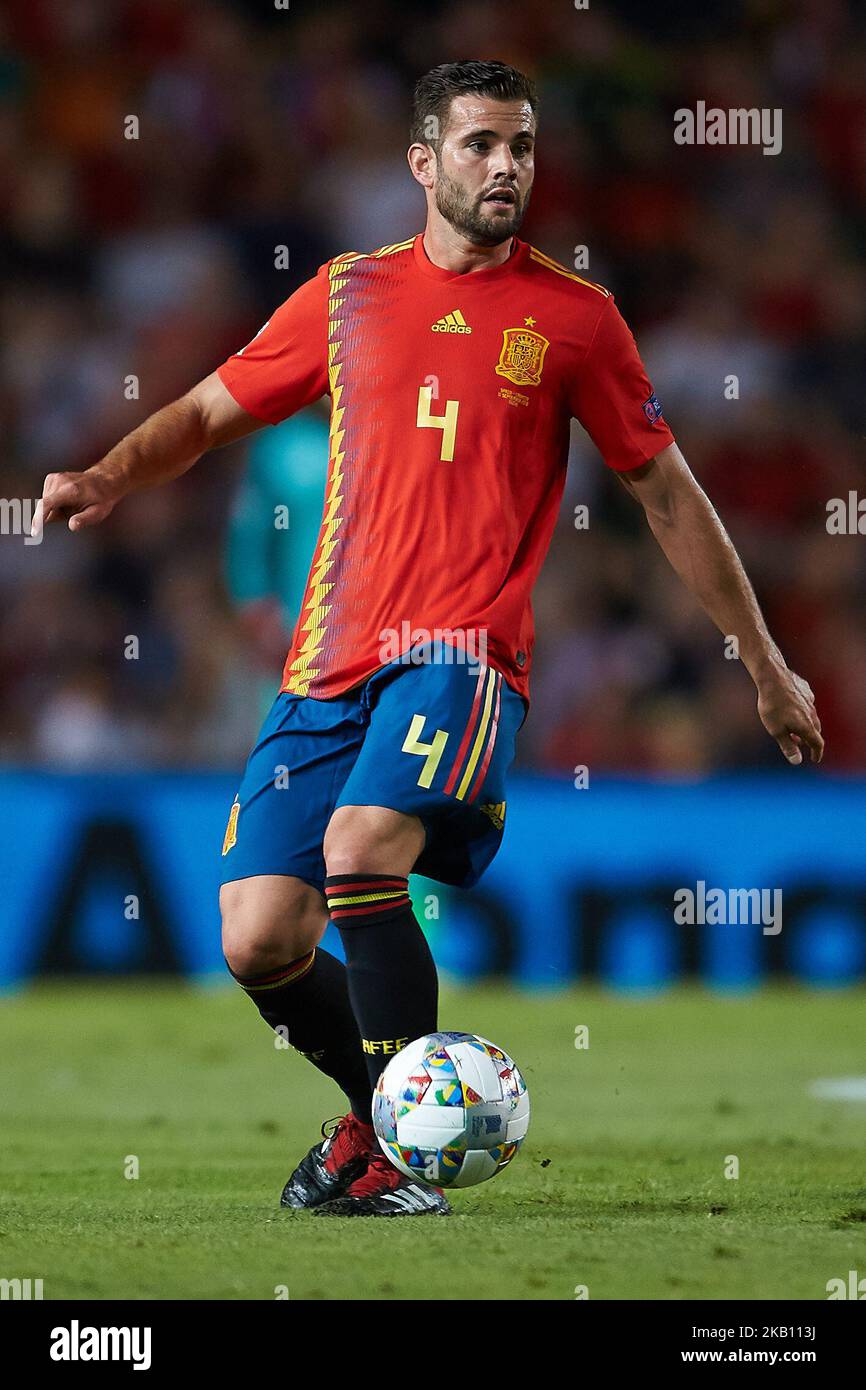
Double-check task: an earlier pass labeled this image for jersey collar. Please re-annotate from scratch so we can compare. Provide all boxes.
[412,232,528,283]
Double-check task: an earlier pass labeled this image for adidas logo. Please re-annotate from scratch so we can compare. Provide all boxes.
[431,309,472,334]
[480,800,506,831]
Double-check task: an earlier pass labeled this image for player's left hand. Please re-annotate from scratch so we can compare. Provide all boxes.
[756,666,824,765]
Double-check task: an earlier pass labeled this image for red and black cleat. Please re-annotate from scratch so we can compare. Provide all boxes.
[313,1150,452,1217]
[280,1114,374,1210]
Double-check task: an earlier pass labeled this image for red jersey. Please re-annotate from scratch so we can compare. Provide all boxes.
[217,233,674,703]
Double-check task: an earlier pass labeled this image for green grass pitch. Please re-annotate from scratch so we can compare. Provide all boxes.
[1,980,865,1300]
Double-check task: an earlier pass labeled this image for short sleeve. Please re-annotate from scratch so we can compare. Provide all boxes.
[569,296,674,471]
[216,264,329,425]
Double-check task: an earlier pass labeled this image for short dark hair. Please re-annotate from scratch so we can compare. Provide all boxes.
[411,60,537,149]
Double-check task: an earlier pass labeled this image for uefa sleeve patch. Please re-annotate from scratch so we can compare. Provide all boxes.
[642,393,664,423]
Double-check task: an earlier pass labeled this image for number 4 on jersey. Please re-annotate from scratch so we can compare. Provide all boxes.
[417,385,459,462]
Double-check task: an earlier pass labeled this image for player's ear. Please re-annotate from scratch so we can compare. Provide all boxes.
[407,142,435,188]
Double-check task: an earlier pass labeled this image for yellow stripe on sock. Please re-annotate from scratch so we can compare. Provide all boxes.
[242,951,316,992]
[327,890,408,907]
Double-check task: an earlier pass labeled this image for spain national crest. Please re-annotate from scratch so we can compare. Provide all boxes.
[222,797,240,856]
[494,327,550,387]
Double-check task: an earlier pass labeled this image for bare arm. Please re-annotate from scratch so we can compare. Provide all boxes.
[33,372,262,534]
[620,441,824,765]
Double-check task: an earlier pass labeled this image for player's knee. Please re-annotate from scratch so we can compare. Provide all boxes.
[222,931,278,981]
[220,877,327,978]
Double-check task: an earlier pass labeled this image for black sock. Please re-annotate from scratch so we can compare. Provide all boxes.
[228,947,373,1123]
[325,873,438,1091]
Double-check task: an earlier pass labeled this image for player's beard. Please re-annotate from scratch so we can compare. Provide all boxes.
[434,169,529,247]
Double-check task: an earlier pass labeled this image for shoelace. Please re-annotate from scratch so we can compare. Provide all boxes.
[321,1113,373,1168]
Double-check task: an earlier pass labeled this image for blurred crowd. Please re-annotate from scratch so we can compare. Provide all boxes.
[1,0,865,774]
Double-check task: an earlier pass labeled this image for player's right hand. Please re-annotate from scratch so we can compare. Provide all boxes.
[31,470,121,537]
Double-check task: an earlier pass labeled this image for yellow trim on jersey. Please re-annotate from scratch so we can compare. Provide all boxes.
[283,260,349,696]
[529,247,610,297]
[283,237,415,696]
[329,238,414,272]
[373,237,415,259]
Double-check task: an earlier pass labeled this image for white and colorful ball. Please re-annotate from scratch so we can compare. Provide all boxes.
[372,1031,530,1188]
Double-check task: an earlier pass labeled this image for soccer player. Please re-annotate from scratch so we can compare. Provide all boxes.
[35,60,823,1217]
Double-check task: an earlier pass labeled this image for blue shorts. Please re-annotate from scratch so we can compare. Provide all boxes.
[219,641,527,891]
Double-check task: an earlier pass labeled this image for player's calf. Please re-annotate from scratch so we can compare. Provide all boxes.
[323,805,435,1090]
[221,874,375,1206]
[325,870,438,1091]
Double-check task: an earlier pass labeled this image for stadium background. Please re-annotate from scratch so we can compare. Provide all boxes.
[2,0,864,989]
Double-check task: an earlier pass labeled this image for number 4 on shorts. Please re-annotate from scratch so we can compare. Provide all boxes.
[402,713,448,788]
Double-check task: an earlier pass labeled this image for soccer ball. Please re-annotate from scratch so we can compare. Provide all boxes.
[372,1031,530,1188]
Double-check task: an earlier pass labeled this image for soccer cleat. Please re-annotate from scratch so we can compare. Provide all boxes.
[313,1150,452,1217]
[280,1113,374,1210]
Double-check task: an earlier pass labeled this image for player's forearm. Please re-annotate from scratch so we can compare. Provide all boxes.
[636,459,783,683]
[88,394,211,498]
[654,509,780,678]
[36,372,260,533]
